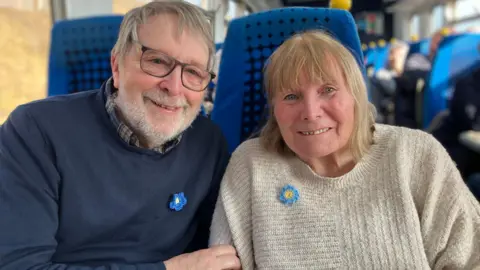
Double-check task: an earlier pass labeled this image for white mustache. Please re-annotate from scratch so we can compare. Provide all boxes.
[144,92,188,108]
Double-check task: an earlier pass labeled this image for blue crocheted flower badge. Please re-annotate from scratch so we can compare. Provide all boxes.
[279,184,299,206]
[169,192,187,211]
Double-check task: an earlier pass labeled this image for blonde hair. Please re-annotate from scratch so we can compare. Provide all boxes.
[112,0,215,70]
[260,30,376,162]
[389,41,409,74]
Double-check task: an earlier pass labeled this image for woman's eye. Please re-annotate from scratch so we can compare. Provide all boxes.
[323,86,336,94]
[283,94,298,100]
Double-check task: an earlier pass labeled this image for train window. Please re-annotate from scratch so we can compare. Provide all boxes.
[183,0,208,10]
[0,1,51,124]
[452,0,480,32]
[113,0,210,14]
[410,14,420,39]
[454,18,480,32]
[455,0,480,20]
[113,0,152,14]
[431,5,445,34]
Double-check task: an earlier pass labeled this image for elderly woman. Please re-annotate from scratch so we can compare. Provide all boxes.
[209,30,480,269]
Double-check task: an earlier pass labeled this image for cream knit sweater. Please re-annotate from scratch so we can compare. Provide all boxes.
[209,124,480,269]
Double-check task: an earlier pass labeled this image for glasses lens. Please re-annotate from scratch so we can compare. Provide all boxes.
[140,48,212,91]
[141,50,174,77]
[182,65,211,91]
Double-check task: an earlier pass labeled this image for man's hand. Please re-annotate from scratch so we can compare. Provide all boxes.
[164,245,241,270]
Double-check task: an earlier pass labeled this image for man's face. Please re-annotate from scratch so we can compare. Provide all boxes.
[111,14,209,148]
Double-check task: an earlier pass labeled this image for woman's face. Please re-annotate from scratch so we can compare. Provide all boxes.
[273,58,355,161]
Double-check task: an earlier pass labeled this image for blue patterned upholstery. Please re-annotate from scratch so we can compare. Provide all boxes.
[48,16,123,96]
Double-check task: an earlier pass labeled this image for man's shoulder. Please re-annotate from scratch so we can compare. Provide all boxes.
[188,116,225,138]
[6,90,102,136]
[183,116,229,151]
[15,90,100,119]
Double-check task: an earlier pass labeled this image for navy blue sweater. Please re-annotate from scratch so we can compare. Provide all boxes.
[0,88,230,269]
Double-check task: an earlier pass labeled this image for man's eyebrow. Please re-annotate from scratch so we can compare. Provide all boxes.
[142,44,208,70]
[185,58,208,70]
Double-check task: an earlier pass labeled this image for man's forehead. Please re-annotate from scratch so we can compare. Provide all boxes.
[137,16,209,68]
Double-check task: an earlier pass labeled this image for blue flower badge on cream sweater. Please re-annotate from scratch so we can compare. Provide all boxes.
[169,192,187,211]
[279,184,299,206]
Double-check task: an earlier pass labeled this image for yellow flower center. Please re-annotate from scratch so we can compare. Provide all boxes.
[175,198,180,204]
[284,190,294,199]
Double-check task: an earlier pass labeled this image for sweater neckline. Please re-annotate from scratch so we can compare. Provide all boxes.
[94,81,176,157]
[289,125,391,189]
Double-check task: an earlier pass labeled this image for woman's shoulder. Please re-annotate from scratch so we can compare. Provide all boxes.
[373,124,461,199]
[226,138,292,180]
[374,124,453,171]
[374,124,442,152]
[231,137,263,155]
[230,137,281,162]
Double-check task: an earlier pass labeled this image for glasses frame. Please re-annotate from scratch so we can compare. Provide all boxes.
[138,43,216,92]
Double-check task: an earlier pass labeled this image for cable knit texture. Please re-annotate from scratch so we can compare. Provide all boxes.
[209,124,480,269]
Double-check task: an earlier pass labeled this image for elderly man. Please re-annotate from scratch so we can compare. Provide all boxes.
[0,1,240,270]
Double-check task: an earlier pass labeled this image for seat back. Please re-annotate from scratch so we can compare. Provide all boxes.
[211,7,365,152]
[48,15,123,96]
[422,33,480,128]
[364,47,377,70]
[373,45,390,73]
[408,38,430,57]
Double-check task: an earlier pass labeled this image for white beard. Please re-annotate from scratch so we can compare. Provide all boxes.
[114,90,200,148]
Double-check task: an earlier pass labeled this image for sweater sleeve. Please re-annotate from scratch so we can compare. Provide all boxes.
[209,141,255,270]
[0,106,166,270]
[414,134,480,270]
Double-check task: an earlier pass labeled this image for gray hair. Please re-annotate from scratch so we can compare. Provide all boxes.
[112,0,215,71]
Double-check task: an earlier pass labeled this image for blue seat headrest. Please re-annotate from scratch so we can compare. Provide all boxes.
[48,15,123,96]
[423,33,480,128]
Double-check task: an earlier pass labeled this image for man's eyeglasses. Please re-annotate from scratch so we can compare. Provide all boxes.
[138,44,216,92]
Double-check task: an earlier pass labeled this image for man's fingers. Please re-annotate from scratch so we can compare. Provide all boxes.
[210,244,237,257]
[215,254,241,270]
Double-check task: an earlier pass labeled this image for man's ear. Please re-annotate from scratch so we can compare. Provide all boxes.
[111,53,121,89]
